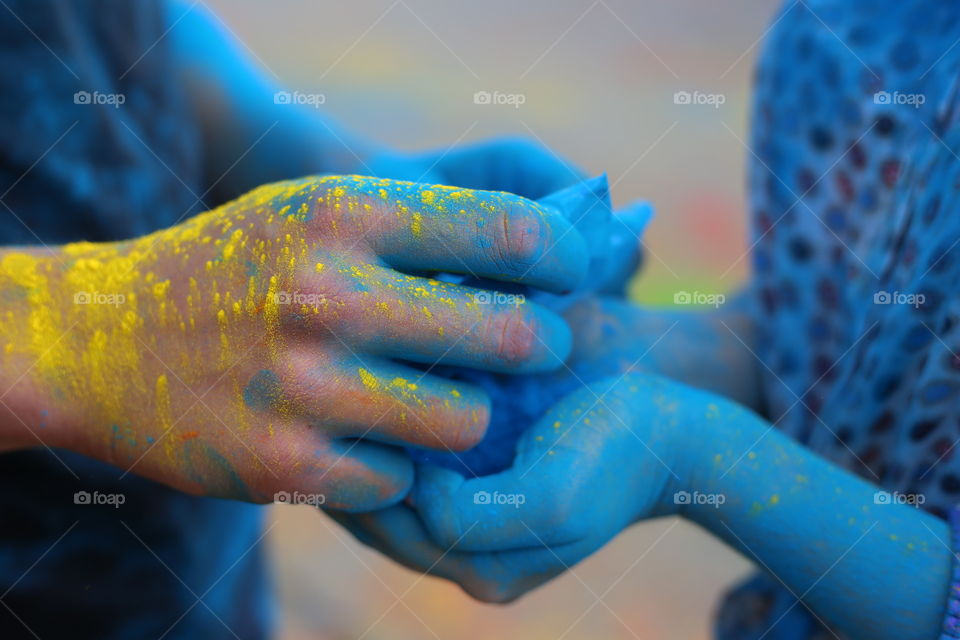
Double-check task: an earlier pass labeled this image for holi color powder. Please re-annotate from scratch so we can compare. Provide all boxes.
[407,175,652,475]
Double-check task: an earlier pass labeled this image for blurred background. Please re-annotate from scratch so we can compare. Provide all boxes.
[203,1,777,638]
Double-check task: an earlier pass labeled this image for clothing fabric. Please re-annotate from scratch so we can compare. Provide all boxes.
[719,1,960,638]
[0,2,270,638]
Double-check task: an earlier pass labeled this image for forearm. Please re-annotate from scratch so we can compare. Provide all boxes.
[680,402,951,640]
[565,292,762,410]
[167,2,382,201]
[0,352,60,453]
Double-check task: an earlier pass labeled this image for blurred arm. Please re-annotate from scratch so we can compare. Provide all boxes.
[166,1,384,202]
[682,399,951,640]
[563,290,763,411]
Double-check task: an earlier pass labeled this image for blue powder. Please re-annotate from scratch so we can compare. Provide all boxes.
[407,175,652,476]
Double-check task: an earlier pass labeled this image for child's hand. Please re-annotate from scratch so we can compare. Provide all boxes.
[332,374,710,601]
[0,175,587,510]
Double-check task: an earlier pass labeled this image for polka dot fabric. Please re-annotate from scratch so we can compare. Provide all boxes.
[719,2,960,638]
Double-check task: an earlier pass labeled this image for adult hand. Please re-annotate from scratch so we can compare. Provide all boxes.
[0,175,588,510]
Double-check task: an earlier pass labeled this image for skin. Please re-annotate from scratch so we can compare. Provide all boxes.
[22,3,948,637]
[109,7,957,635]
[335,297,953,640]
[0,174,588,510]
[0,0,589,514]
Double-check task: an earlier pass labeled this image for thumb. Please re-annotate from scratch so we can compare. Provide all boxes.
[413,389,599,551]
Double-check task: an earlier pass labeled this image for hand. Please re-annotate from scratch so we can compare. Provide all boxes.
[333,373,711,602]
[404,297,658,477]
[370,137,583,200]
[0,175,588,510]
[327,296,658,584]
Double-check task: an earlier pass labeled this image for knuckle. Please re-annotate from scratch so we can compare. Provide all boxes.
[277,271,353,332]
[283,351,338,410]
[487,200,545,276]
[481,308,538,367]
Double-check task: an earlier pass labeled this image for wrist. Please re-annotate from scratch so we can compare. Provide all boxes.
[609,374,719,521]
[0,246,81,451]
[644,382,757,522]
[671,394,768,526]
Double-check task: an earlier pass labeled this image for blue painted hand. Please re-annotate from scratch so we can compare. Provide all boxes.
[330,374,712,602]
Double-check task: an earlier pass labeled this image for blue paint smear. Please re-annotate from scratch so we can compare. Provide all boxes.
[243,369,282,411]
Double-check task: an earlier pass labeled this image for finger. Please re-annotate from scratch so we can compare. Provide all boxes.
[326,504,559,603]
[329,504,593,603]
[413,464,575,551]
[294,262,571,372]
[269,434,413,512]
[413,385,620,551]
[328,504,462,574]
[321,176,588,293]
[276,351,491,452]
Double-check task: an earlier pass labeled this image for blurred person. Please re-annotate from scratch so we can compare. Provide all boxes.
[0,1,594,638]
[342,3,960,639]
